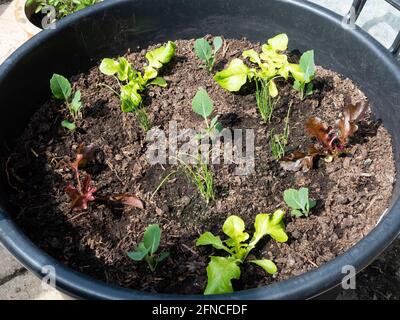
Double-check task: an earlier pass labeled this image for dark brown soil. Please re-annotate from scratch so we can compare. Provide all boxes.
[4,38,396,294]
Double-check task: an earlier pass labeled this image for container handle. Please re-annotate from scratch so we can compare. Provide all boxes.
[346,0,400,56]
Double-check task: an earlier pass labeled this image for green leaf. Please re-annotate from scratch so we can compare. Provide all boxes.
[268,80,278,98]
[99,58,119,76]
[213,36,223,54]
[70,90,82,114]
[120,82,142,112]
[204,256,241,295]
[291,209,303,218]
[309,199,317,210]
[249,210,288,245]
[299,50,316,83]
[192,88,213,118]
[148,76,167,87]
[250,259,278,275]
[127,242,149,261]
[143,224,161,254]
[116,57,131,82]
[222,215,249,245]
[61,120,76,131]
[50,74,72,101]
[194,38,212,62]
[196,232,231,253]
[284,188,307,210]
[146,41,176,68]
[156,251,170,263]
[143,66,158,82]
[267,33,288,51]
[243,49,262,65]
[214,58,250,92]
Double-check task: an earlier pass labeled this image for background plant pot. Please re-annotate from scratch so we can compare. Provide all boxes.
[14,0,42,37]
[1,0,400,300]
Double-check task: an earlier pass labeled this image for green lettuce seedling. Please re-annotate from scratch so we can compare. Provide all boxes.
[128,224,169,272]
[194,36,223,72]
[284,187,316,217]
[50,74,82,130]
[291,50,316,100]
[99,41,176,131]
[196,211,288,295]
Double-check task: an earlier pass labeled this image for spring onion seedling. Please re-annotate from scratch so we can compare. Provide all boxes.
[128,224,169,272]
[50,74,82,130]
[99,41,176,131]
[269,103,291,160]
[153,88,221,204]
[283,187,316,217]
[194,36,223,72]
[196,211,288,295]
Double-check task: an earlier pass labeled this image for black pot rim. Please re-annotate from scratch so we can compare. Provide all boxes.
[1,0,400,300]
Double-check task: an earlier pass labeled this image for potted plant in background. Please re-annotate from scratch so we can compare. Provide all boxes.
[15,0,102,36]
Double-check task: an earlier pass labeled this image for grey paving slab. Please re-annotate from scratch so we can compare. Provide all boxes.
[0,244,24,280]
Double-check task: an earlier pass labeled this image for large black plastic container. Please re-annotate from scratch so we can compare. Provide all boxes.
[0,0,400,299]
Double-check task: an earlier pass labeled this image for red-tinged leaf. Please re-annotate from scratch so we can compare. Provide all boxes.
[106,195,145,209]
[338,99,368,144]
[306,117,338,152]
[71,143,96,171]
[280,151,314,172]
[65,175,97,211]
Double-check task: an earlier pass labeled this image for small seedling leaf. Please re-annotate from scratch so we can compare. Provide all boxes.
[192,88,213,118]
[194,38,212,62]
[250,259,278,275]
[204,256,241,295]
[61,120,76,131]
[50,74,72,101]
[143,224,161,254]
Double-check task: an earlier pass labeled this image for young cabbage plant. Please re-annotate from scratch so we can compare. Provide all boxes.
[194,36,223,72]
[284,187,316,217]
[291,50,316,100]
[196,211,288,295]
[50,74,82,131]
[128,224,169,272]
[99,41,176,131]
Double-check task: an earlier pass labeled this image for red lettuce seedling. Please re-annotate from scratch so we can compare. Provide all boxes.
[280,98,367,171]
[65,175,97,211]
[337,98,368,145]
[65,143,144,211]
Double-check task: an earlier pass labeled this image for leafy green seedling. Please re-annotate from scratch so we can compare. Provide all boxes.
[50,74,82,130]
[291,50,316,100]
[194,36,223,72]
[284,187,316,217]
[128,224,169,272]
[196,211,288,295]
[99,41,176,131]
[192,88,223,140]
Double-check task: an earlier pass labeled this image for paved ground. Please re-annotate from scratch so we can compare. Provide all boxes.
[0,0,399,300]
